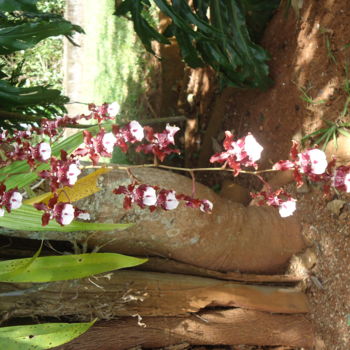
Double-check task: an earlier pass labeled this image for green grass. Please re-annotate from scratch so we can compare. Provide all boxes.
[79,0,157,163]
[81,0,149,119]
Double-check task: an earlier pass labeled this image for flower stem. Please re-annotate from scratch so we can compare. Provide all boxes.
[83,163,280,176]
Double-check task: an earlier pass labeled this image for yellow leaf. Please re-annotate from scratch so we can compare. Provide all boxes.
[24,168,111,205]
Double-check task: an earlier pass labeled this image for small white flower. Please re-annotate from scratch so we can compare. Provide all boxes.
[38,142,51,160]
[67,163,81,185]
[299,149,327,175]
[142,186,157,206]
[344,173,350,192]
[165,124,180,144]
[107,102,121,117]
[244,134,263,162]
[77,212,90,220]
[61,204,75,225]
[278,200,297,218]
[9,191,22,210]
[200,199,213,213]
[129,121,144,141]
[0,208,4,216]
[102,132,117,153]
[165,191,179,210]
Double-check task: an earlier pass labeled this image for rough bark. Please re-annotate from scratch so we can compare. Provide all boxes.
[77,168,306,273]
[0,271,309,319]
[56,310,314,350]
[0,169,306,273]
[139,257,303,284]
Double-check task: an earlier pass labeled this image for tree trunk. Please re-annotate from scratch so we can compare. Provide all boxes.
[76,168,306,273]
[0,271,309,319]
[56,310,314,350]
[0,270,314,349]
[1,168,306,273]
[0,168,312,348]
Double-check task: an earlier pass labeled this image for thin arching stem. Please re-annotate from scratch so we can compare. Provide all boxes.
[82,163,280,176]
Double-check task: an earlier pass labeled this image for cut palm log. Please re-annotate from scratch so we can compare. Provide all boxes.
[57,309,314,349]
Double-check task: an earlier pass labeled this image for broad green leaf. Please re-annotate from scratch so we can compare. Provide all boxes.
[115,0,169,54]
[116,0,273,88]
[0,0,38,12]
[238,0,280,41]
[0,80,62,107]
[1,241,44,277]
[0,204,132,232]
[224,0,271,89]
[0,253,147,282]
[0,21,82,55]
[0,321,94,350]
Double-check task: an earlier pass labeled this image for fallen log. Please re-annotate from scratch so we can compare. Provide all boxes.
[57,309,314,349]
[0,271,309,319]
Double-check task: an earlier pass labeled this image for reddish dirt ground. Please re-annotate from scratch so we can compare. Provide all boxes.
[148,1,350,349]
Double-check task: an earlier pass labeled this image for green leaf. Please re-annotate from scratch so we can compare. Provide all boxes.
[3,241,44,278]
[0,204,132,232]
[338,128,350,138]
[0,0,38,12]
[237,0,280,42]
[115,0,169,54]
[117,0,273,88]
[0,321,94,350]
[0,253,147,282]
[0,80,62,108]
[301,127,329,141]
[174,27,203,67]
[0,21,82,55]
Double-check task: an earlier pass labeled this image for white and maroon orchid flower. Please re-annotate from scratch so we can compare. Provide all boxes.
[278,199,297,218]
[200,199,213,213]
[298,149,328,175]
[1,188,23,213]
[9,191,22,210]
[136,124,180,161]
[107,102,121,117]
[210,131,263,175]
[30,142,51,162]
[66,163,81,186]
[102,132,117,154]
[56,203,75,226]
[0,184,23,215]
[128,121,144,142]
[332,165,350,192]
[251,188,297,218]
[157,190,179,210]
[139,186,157,206]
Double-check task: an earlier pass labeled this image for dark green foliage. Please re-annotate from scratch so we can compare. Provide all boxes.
[0,0,39,13]
[115,0,170,54]
[0,0,83,132]
[116,0,280,89]
[238,0,280,41]
[0,21,83,55]
[0,80,64,107]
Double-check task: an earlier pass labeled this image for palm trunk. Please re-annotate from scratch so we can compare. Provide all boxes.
[56,310,314,349]
[0,270,314,349]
